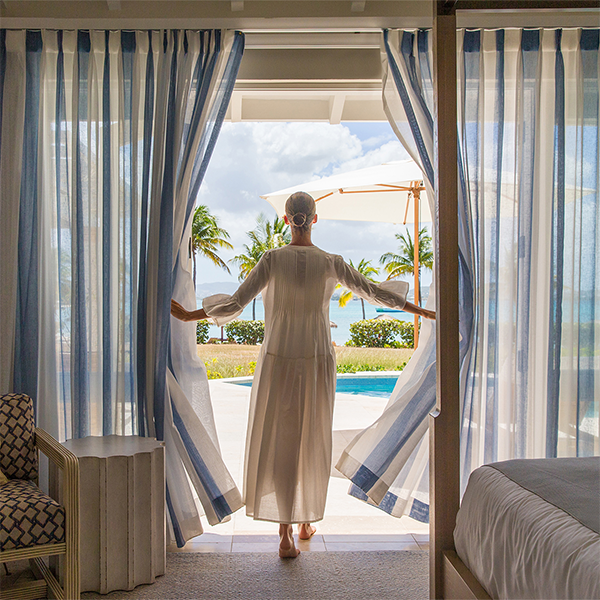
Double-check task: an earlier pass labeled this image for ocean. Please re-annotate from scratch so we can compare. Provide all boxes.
[198,296,415,345]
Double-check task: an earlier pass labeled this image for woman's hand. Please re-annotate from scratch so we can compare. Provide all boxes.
[404,301,436,320]
[420,308,436,320]
[171,299,208,322]
[171,299,192,321]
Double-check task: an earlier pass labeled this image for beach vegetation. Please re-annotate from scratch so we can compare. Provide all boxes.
[224,319,265,345]
[380,228,433,304]
[196,344,413,379]
[196,320,210,344]
[191,205,233,286]
[347,318,415,348]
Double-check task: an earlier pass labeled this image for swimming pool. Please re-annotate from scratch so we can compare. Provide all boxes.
[228,373,399,399]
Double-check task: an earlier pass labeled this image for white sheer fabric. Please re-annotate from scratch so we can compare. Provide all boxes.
[203,245,408,523]
[348,27,599,523]
[0,30,25,394]
[335,29,437,521]
[457,28,600,471]
[337,26,599,522]
[0,28,245,547]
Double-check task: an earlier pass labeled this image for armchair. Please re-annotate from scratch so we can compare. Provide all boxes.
[0,393,79,600]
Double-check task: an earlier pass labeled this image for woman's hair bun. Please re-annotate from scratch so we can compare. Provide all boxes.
[291,213,307,227]
[284,191,316,231]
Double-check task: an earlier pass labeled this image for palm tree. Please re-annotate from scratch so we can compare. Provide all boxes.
[230,214,291,320]
[337,259,379,320]
[247,213,291,253]
[379,227,433,305]
[191,205,233,286]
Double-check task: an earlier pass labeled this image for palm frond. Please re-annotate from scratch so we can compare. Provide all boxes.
[191,204,232,273]
[380,226,434,279]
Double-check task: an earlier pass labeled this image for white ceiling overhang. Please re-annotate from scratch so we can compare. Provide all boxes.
[1,1,597,122]
[233,32,386,122]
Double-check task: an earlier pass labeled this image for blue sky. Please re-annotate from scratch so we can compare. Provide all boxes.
[195,121,433,289]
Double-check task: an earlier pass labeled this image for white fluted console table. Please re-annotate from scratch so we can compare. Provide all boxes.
[62,435,166,594]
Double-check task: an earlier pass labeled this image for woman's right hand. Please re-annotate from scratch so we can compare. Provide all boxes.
[419,308,436,320]
[171,299,193,322]
[403,301,436,320]
[171,299,208,322]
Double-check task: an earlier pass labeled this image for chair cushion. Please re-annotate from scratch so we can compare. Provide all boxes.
[0,393,38,480]
[0,479,65,550]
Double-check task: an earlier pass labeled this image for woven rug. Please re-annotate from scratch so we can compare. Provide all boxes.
[81,551,428,600]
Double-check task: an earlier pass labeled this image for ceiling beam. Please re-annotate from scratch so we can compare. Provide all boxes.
[231,1,244,12]
[106,0,121,11]
[230,92,243,122]
[328,94,346,124]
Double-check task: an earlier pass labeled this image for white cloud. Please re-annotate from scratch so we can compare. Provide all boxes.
[199,122,364,214]
[332,140,411,175]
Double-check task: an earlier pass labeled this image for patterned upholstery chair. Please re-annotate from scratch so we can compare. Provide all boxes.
[0,393,79,600]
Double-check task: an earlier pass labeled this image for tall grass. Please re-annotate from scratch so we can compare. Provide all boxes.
[335,346,413,372]
[197,344,414,379]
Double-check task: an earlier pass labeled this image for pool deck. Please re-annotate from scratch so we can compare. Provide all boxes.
[169,374,429,554]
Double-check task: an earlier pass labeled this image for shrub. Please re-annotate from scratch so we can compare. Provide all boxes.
[224,320,265,345]
[196,320,210,344]
[346,318,414,349]
[395,321,415,348]
[336,362,407,373]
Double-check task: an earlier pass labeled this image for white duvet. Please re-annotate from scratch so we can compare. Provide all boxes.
[454,466,600,600]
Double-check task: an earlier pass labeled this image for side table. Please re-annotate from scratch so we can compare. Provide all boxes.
[61,435,166,594]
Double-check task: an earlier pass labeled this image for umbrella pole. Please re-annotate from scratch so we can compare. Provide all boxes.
[413,186,420,349]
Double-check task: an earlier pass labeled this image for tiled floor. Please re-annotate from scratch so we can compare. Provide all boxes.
[168,377,429,554]
[169,532,428,554]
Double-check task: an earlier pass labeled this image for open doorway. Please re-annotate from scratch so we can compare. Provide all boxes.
[174,119,430,554]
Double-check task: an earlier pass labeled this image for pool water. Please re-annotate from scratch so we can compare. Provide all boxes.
[230,375,398,399]
[336,376,397,398]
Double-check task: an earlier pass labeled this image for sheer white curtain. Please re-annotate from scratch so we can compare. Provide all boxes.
[458,28,599,475]
[338,27,599,520]
[0,29,245,546]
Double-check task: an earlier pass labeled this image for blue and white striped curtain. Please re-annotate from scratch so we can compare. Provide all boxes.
[0,28,245,545]
[338,27,599,520]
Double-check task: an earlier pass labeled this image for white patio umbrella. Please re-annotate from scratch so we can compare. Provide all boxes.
[261,160,430,224]
[261,159,430,347]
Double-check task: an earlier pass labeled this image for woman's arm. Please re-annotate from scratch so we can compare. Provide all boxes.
[171,252,271,326]
[171,299,208,322]
[335,256,435,320]
[403,300,436,320]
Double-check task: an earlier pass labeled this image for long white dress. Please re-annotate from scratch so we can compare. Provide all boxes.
[203,245,409,524]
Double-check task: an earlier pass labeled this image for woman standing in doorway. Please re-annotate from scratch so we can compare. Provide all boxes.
[171,192,435,558]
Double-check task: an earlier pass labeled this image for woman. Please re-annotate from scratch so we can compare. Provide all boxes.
[171,192,435,558]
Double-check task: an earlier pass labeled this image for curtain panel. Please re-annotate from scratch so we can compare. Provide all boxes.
[338,27,599,521]
[0,28,245,546]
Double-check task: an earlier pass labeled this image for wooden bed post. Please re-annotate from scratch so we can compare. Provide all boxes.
[430,1,460,599]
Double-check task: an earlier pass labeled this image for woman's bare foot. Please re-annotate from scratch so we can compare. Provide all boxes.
[298,523,316,540]
[279,524,300,558]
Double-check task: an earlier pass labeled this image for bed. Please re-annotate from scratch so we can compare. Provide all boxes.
[447,457,600,600]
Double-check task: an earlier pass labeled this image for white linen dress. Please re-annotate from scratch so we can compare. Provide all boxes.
[203,245,409,524]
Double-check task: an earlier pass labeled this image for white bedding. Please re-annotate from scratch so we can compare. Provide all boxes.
[454,466,600,600]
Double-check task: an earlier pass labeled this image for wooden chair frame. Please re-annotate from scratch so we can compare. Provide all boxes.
[1,428,79,600]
